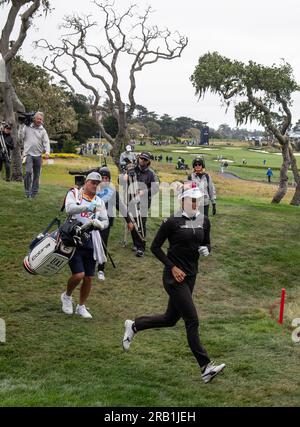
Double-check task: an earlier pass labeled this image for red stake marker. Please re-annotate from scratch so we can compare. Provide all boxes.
[278,288,286,324]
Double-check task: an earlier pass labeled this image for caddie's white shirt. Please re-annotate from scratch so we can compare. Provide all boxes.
[65,189,109,227]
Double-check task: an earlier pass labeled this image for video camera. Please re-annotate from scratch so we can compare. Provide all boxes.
[17,111,35,126]
[68,167,101,188]
[120,157,136,176]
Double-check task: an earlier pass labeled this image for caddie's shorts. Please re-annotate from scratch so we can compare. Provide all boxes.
[69,247,96,277]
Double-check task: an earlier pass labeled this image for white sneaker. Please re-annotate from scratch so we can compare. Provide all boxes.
[201,362,226,383]
[61,292,73,315]
[122,319,135,350]
[75,304,92,319]
[98,270,105,281]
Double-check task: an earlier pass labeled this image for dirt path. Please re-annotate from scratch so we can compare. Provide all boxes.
[218,172,241,179]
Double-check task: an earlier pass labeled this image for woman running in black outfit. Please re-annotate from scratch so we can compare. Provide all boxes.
[122,182,225,383]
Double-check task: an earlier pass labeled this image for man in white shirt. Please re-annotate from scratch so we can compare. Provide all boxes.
[21,111,50,198]
[119,144,136,171]
[61,172,109,319]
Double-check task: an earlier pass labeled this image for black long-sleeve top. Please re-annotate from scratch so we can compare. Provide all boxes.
[150,211,211,276]
[119,165,159,207]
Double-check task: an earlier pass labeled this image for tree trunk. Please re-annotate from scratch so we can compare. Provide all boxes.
[288,144,300,206]
[271,143,289,203]
[0,84,4,119]
[290,181,300,205]
[10,128,23,181]
[110,109,129,166]
[3,65,24,181]
[111,130,130,166]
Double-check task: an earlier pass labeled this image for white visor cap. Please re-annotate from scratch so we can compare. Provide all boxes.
[178,186,204,200]
[126,145,132,151]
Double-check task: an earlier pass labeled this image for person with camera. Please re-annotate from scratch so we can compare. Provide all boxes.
[188,157,216,216]
[122,182,226,383]
[0,124,14,181]
[119,144,136,172]
[96,166,134,280]
[20,111,50,198]
[119,151,159,257]
[61,172,109,319]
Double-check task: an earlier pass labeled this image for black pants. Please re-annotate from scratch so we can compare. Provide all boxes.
[134,270,210,369]
[0,158,11,181]
[98,226,111,272]
[131,216,147,251]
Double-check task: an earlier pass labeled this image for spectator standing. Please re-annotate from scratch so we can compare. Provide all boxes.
[188,157,216,216]
[20,112,50,198]
[119,145,136,171]
[96,166,134,280]
[119,152,159,257]
[266,167,273,183]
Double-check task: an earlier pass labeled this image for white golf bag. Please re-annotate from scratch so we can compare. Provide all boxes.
[23,217,92,277]
[23,231,75,276]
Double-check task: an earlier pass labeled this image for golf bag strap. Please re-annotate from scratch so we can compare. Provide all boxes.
[60,187,81,212]
[42,217,61,235]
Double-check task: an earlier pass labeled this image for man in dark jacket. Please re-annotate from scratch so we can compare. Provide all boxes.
[120,151,159,257]
[0,124,14,181]
[96,166,134,280]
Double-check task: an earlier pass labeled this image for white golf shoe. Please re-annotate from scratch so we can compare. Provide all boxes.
[201,362,226,383]
[61,292,73,315]
[97,270,105,281]
[122,320,135,350]
[75,304,92,319]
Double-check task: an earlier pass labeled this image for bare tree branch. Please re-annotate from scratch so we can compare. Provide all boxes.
[36,0,187,163]
[6,0,41,61]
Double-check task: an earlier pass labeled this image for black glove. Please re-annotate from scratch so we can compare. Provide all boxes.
[212,204,216,216]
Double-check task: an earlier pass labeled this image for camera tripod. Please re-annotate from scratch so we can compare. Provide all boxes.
[0,123,9,162]
[122,166,146,247]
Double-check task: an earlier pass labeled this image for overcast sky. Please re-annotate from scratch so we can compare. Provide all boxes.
[2,0,300,130]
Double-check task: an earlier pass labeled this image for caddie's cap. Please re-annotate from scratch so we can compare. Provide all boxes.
[126,144,132,151]
[85,172,102,182]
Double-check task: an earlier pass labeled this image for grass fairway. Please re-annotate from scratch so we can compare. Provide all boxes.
[0,156,300,407]
[146,142,297,183]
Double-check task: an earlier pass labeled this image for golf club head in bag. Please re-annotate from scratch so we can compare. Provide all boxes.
[58,218,93,248]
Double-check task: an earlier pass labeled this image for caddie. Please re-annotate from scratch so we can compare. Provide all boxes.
[60,172,109,319]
